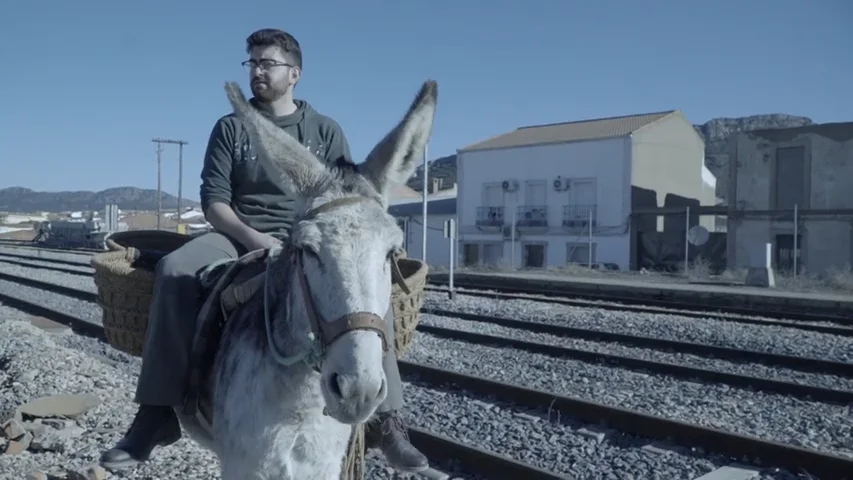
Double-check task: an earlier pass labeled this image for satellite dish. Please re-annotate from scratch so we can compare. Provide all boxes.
[687,225,710,246]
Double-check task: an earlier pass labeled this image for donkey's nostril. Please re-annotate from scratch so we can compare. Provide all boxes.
[329,373,343,398]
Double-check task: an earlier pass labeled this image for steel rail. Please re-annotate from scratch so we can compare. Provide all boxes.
[1,291,851,479]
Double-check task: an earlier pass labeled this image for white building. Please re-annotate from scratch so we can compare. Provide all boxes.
[386,182,457,268]
[456,110,715,271]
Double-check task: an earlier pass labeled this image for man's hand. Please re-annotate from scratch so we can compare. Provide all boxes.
[241,230,282,252]
[205,202,282,252]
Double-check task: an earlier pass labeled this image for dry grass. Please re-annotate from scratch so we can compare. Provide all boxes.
[431,256,853,295]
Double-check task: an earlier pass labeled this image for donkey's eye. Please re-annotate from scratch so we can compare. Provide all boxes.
[302,245,320,259]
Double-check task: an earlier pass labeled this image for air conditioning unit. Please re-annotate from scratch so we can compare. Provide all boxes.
[552,177,570,191]
[501,179,520,192]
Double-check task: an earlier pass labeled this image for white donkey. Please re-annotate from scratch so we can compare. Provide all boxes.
[174,79,438,479]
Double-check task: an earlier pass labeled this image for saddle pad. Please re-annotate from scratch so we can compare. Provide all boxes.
[182,248,271,417]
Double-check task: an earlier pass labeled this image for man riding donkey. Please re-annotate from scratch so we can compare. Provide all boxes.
[99,28,429,474]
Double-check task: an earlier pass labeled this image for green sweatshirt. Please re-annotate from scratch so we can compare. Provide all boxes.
[199,98,353,236]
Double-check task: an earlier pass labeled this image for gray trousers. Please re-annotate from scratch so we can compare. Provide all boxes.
[134,231,403,413]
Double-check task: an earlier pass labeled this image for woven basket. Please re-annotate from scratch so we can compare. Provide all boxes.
[390,254,428,357]
[91,230,193,356]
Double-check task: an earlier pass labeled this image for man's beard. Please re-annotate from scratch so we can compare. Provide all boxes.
[250,78,288,103]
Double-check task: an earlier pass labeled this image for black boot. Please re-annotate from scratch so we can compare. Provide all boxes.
[99,405,182,469]
[365,411,429,473]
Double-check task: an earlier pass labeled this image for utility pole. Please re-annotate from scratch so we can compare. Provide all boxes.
[152,137,189,231]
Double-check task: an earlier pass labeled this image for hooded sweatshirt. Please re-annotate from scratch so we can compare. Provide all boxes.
[199,98,354,236]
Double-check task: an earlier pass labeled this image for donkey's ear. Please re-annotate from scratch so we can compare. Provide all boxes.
[224,81,328,196]
[360,80,438,201]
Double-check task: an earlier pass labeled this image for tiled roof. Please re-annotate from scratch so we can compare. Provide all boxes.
[459,110,677,152]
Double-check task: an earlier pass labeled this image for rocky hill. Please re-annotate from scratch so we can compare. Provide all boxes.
[405,114,815,202]
[0,186,199,213]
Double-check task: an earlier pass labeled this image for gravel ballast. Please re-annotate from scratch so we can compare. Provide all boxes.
[0,302,797,480]
[420,310,853,392]
[424,291,853,364]
[0,304,490,479]
[407,317,853,460]
[0,251,846,477]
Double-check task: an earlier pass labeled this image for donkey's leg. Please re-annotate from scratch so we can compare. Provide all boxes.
[365,306,429,473]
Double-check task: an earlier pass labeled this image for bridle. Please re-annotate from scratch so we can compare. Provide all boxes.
[263,196,411,373]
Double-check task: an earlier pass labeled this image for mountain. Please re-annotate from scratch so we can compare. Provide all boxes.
[405,114,816,202]
[0,186,200,213]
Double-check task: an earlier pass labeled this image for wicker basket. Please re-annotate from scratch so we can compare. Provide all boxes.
[389,255,428,357]
[90,230,193,356]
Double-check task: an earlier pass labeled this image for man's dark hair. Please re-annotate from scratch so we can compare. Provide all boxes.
[246,28,303,70]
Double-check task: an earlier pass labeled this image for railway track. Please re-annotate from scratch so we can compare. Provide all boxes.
[1,261,852,478]
[428,275,853,327]
[0,239,103,255]
[2,270,852,404]
[4,248,852,338]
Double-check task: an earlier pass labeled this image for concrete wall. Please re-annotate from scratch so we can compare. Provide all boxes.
[630,111,710,230]
[727,123,853,273]
[457,137,629,234]
[398,213,455,268]
[456,137,632,269]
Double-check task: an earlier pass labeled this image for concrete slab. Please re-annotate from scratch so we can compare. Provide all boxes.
[692,465,760,480]
[28,316,71,335]
[745,267,776,288]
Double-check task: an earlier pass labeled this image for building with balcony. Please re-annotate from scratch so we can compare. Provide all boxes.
[726,122,853,274]
[456,110,715,270]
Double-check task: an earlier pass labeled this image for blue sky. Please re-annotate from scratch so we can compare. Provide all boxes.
[1,0,850,200]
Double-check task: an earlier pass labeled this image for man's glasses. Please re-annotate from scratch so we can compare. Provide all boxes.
[241,59,294,73]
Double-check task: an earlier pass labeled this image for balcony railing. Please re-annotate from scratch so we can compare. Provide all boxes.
[516,205,548,227]
[476,206,505,227]
[562,204,597,228]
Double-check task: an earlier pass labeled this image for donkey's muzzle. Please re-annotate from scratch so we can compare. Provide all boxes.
[319,312,389,352]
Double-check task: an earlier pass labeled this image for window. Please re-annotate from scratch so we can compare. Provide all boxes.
[774,234,802,273]
[396,218,408,251]
[482,243,503,265]
[462,242,503,266]
[774,147,806,209]
[525,180,547,205]
[523,243,546,268]
[462,243,479,266]
[567,242,597,265]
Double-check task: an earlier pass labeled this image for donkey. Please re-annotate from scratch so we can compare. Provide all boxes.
[173,79,437,479]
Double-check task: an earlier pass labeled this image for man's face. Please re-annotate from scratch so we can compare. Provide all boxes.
[246,45,300,102]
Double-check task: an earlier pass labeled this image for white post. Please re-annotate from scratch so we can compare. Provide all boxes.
[793,203,798,276]
[445,218,456,300]
[765,242,772,269]
[421,144,428,263]
[684,206,690,275]
[510,209,516,269]
[587,208,593,268]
